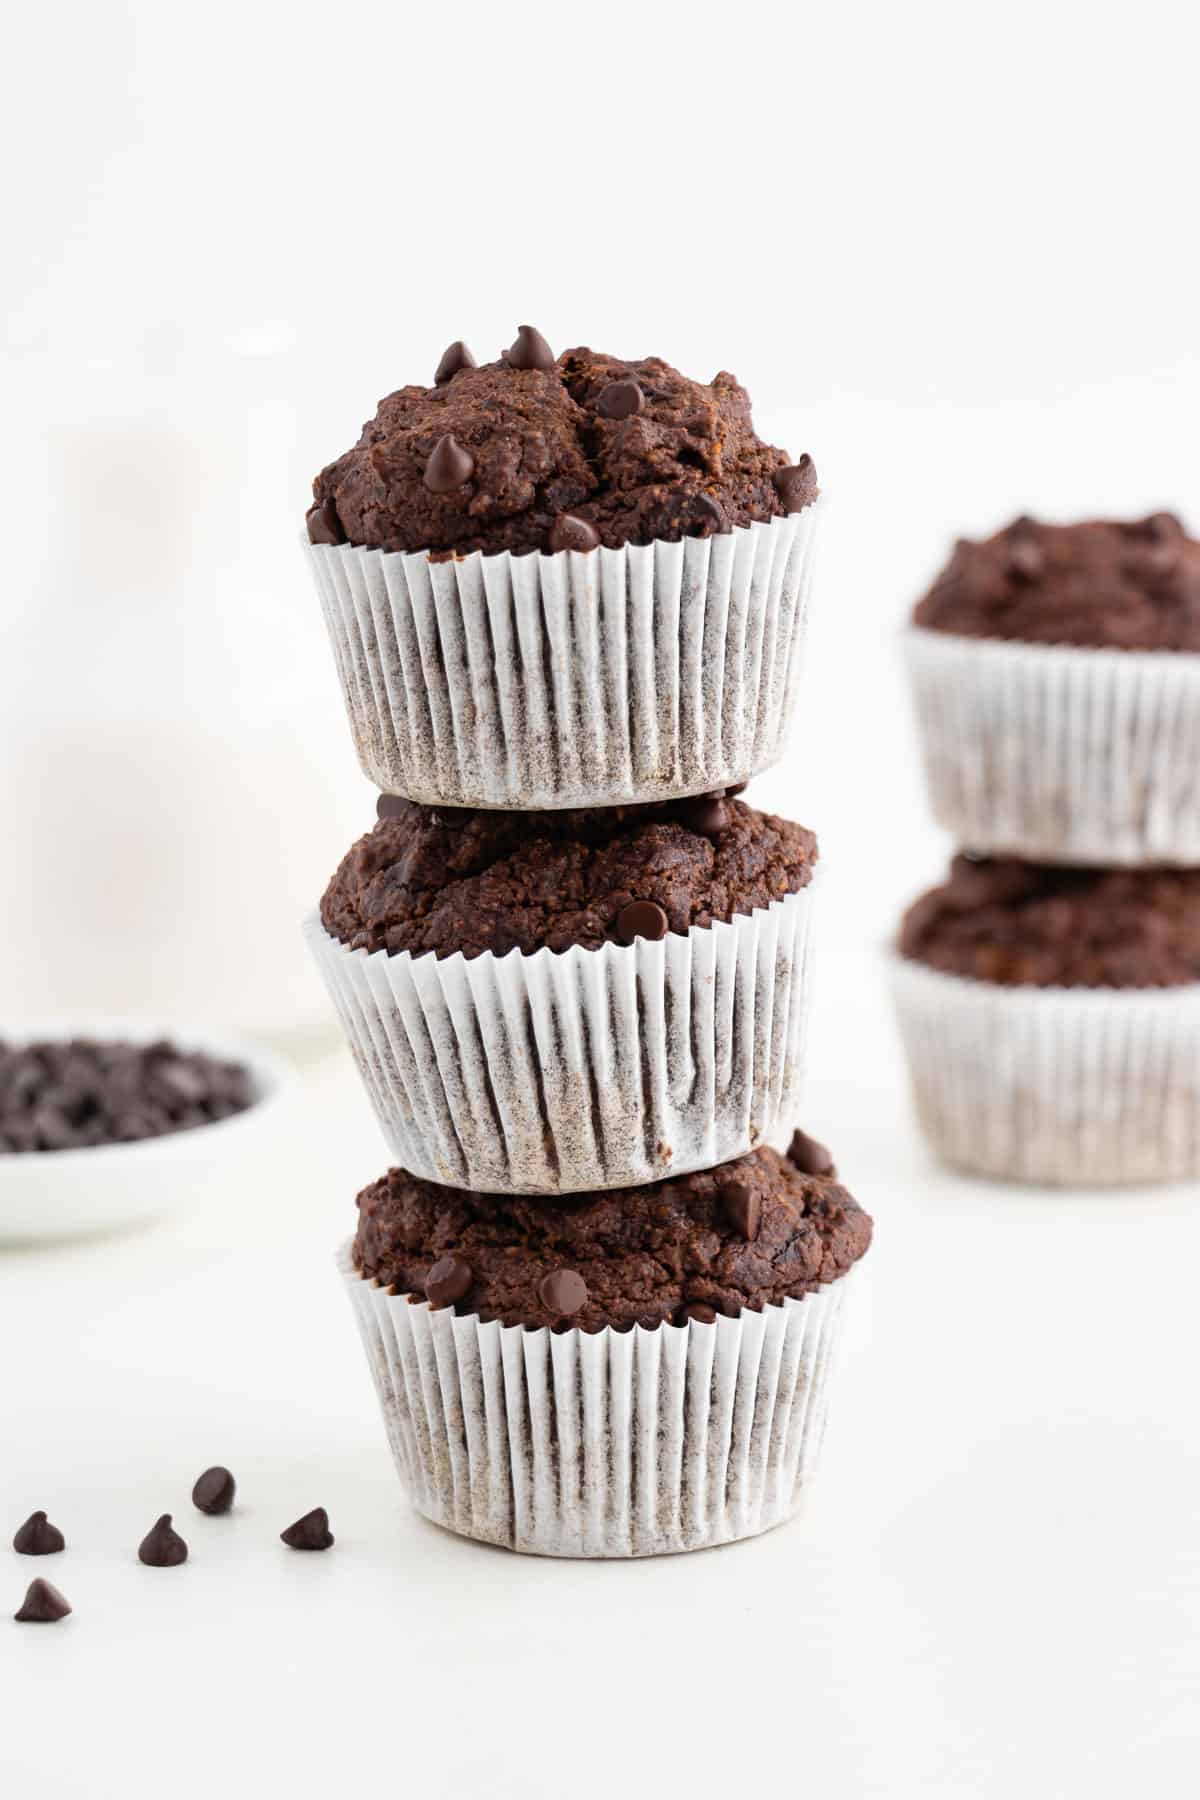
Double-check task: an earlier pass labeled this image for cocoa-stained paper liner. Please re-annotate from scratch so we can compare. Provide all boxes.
[305,507,820,810]
[890,953,1200,1185]
[306,889,814,1195]
[904,625,1200,866]
[304,889,814,1195]
[340,1244,851,1557]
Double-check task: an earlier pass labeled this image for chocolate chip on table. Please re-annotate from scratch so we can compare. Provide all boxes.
[505,324,556,371]
[12,1511,65,1556]
[434,340,477,385]
[14,1579,71,1624]
[0,1037,254,1155]
[597,379,644,420]
[423,434,475,494]
[306,498,346,547]
[281,1508,334,1551]
[549,512,601,553]
[773,455,818,513]
[138,1514,188,1567]
[192,1467,236,1516]
[616,899,669,945]
[537,1269,588,1317]
[425,1253,473,1306]
[720,1179,761,1241]
[787,1128,837,1178]
[676,793,729,837]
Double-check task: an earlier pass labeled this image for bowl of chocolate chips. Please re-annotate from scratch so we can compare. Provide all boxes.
[0,1026,293,1242]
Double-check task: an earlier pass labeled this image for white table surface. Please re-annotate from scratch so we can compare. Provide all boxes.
[3,948,1198,1800]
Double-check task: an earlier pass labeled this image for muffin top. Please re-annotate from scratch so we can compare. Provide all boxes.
[912,513,1200,650]
[899,855,1200,988]
[352,1137,871,1332]
[320,792,816,961]
[307,329,817,559]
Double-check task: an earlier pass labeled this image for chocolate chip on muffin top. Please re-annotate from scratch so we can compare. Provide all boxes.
[320,794,817,960]
[353,1142,872,1332]
[913,513,1200,651]
[307,330,818,559]
[899,855,1200,988]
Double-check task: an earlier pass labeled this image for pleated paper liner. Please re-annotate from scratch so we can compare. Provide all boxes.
[305,887,815,1196]
[306,507,819,810]
[341,1244,852,1558]
[891,953,1200,1184]
[905,625,1200,866]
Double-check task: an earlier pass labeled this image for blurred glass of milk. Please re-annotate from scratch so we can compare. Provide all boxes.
[2,313,367,1046]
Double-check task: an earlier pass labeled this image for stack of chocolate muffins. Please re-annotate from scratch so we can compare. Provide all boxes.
[302,328,873,1555]
[896,514,1200,1184]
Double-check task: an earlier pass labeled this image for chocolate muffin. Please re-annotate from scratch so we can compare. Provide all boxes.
[913,513,1200,651]
[321,793,817,960]
[353,1140,872,1332]
[307,329,818,559]
[899,855,1200,988]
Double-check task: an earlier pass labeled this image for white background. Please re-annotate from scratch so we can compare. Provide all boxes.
[3,2,1200,1795]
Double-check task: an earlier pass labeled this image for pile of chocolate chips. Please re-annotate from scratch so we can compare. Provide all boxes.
[0,1038,255,1154]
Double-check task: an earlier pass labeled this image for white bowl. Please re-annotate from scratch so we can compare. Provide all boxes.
[0,1022,296,1244]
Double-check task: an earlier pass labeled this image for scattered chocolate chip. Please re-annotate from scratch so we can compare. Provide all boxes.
[1136,512,1184,572]
[376,793,407,820]
[434,340,477,385]
[306,499,346,547]
[138,1514,188,1568]
[505,325,556,372]
[616,899,669,945]
[676,793,729,837]
[787,1128,837,1178]
[12,1511,65,1556]
[1007,532,1043,582]
[681,1302,717,1325]
[695,493,725,530]
[773,455,819,513]
[1137,511,1182,541]
[721,1179,761,1241]
[192,1467,236,1516]
[538,1269,588,1317]
[548,512,601,554]
[423,434,475,494]
[14,1579,71,1623]
[597,379,644,421]
[0,1037,254,1155]
[425,1253,473,1307]
[280,1508,333,1551]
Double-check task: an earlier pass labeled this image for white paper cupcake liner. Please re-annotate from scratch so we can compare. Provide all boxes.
[305,508,820,810]
[340,1244,851,1557]
[890,952,1200,1184]
[304,888,814,1195]
[904,625,1200,866]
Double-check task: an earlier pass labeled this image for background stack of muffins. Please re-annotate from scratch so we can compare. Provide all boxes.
[301,328,873,1555]
[895,513,1200,1184]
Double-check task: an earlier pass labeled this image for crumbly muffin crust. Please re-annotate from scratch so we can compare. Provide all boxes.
[913,513,1200,650]
[899,854,1200,988]
[352,1144,872,1331]
[320,794,817,960]
[309,337,816,558]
